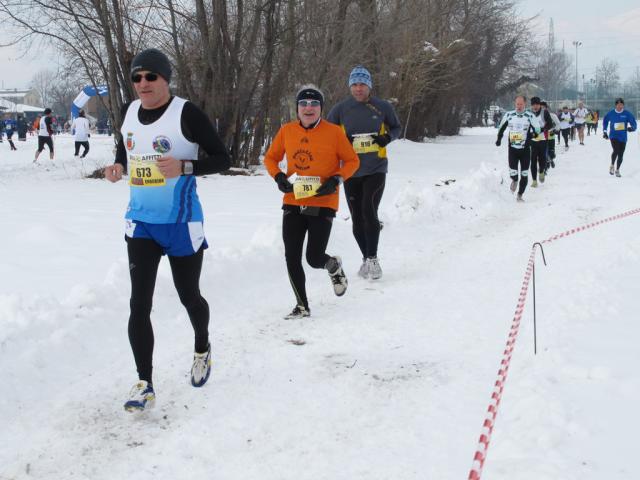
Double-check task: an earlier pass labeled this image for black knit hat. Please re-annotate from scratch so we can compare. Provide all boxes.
[131,48,172,83]
[296,85,324,109]
[615,97,624,105]
[530,96,541,105]
[44,108,52,115]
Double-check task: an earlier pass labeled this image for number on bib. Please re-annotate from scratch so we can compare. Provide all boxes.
[128,154,165,187]
[509,131,524,143]
[352,134,379,154]
[293,176,321,199]
[614,122,625,131]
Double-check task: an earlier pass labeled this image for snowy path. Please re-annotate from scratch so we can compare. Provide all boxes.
[1,129,638,479]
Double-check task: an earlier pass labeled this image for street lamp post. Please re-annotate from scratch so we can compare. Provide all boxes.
[573,40,582,103]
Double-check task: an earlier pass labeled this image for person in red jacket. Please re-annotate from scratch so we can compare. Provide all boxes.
[264,85,360,319]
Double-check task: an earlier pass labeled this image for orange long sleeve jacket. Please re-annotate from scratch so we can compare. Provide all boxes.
[264,119,360,211]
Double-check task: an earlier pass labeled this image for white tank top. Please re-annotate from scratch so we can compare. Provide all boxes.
[120,97,202,223]
[39,116,50,136]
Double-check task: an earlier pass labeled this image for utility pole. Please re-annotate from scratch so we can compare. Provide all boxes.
[573,41,582,103]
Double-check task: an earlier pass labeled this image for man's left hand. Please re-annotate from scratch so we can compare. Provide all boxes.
[371,133,391,148]
[157,156,182,178]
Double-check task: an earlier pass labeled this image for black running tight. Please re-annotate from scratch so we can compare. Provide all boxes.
[126,237,209,384]
[530,141,547,181]
[344,173,386,258]
[74,141,89,157]
[282,209,333,310]
[508,146,531,195]
[610,139,627,169]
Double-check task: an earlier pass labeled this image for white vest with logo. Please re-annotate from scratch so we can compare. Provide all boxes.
[120,97,202,223]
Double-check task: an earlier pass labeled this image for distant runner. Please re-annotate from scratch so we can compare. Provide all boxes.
[496,95,541,202]
[602,98,637,177]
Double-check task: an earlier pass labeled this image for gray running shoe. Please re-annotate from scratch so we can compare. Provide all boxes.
[609,165,615,175]
[367,257,383,280]
[326,256,348,296]
[284,305,310,319]
[357,259,369,279]
[510,180,517,192]
[615,170,621,178]
[516,194,524,202]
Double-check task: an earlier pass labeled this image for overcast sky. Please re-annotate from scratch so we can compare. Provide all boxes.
[1,1,639,92]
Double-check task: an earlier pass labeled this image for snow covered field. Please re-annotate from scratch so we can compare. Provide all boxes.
[1,127,638,479]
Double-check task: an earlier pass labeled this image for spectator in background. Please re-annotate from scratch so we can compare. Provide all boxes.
[72,110,91,158]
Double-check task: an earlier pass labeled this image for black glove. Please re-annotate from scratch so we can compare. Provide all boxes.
[347,134,354,143]
[495,138,501,147]
[274,172,293,193]
[315,176,340,196]
[603,132,608,140]
[627,126,634,132]
[371,133,391,148]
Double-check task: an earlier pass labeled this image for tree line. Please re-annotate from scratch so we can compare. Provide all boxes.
[2,0,537,166]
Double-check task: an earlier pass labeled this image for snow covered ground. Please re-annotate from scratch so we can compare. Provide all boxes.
[0,127,638,479]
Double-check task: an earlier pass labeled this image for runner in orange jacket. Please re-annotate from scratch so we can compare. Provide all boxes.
[264,85,360,319]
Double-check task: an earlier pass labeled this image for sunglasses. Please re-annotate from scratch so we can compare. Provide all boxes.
[132,72,159,83]
[297,99,321,107]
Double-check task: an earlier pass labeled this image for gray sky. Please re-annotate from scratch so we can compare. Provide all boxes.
[519,0,640,85]
[1,0,639,90]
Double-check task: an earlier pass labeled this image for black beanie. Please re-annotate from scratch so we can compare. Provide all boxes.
[530,96,541,105]
[131,48,172,83]
[296,86,324,109]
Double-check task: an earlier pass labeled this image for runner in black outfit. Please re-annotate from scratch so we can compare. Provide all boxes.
[529,97,552,187]
[104,48,230,411]
[327,66,401,280]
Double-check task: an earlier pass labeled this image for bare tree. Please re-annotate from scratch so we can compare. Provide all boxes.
[595,58,620,98]
[2,0,541,162]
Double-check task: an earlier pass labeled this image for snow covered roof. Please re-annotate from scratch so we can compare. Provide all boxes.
[0,97,44,113]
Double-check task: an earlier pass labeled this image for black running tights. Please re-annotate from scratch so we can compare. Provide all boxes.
[508,146,531,195]
[561,129,570,147]
[74,141,89,157]
[282,210,333,310]
[344,173,386,258]
[530,141,547,181]
[610,139,626,169]
[126,237,209,384]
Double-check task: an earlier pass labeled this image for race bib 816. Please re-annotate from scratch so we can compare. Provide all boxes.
[352,134,379,154]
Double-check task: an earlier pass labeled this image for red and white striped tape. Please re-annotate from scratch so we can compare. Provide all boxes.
[468,207,640,480]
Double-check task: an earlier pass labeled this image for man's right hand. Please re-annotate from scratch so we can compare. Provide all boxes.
[274,172,293,193]
[603,132,608,140]
[104,163,124,182]
[495,138,501,147]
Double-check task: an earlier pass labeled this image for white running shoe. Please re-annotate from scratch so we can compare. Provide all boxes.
[516,194,524,203]
[124,380,155,412]
[609,165,615,175]
[510,180,517,193]
[191,344,212,387]
[357,259,369,279]
[367,257,383,280]
[326,256,348,296]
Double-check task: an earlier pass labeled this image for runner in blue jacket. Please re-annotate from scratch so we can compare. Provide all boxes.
[602,98,637,177]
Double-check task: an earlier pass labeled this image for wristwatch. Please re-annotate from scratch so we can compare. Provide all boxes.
[182,161,194,175]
